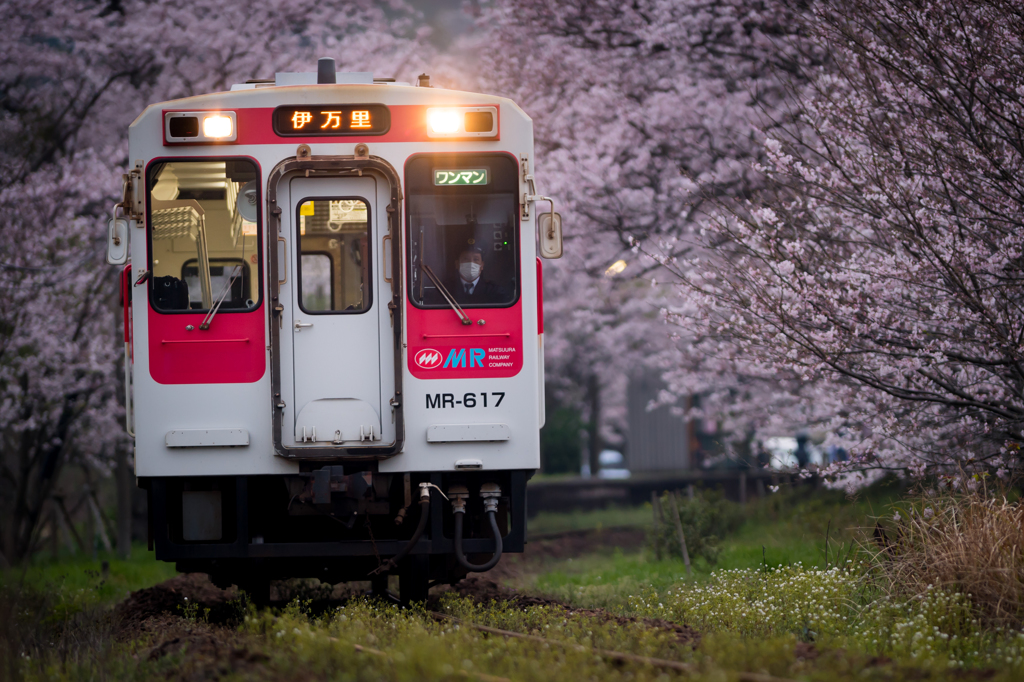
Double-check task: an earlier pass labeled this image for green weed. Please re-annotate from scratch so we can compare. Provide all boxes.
[177,596,210,624]
[626,561,1024,672]
[0,544,176,613]
[648,488,743,564]
[629,563,863,638]
[235,595,690,681]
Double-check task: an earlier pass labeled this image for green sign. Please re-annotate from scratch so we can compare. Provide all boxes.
[434,168,488,186]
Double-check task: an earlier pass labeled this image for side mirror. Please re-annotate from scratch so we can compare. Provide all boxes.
[106,216,129,265]
[236,179,259,222]
[538,212,563,259]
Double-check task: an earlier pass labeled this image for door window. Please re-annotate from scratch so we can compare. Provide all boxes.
[299,254,333,311]
[296,198,371,314]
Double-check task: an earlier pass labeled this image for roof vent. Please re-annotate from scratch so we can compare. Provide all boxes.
[317,58,337,84]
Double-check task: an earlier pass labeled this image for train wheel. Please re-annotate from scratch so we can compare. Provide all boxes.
[238,578,271,607]
[398,555,429,605]
[370,573,391,600]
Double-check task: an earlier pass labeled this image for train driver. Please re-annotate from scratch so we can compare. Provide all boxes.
[450,246,506,305]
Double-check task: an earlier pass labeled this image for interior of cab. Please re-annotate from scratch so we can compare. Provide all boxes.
[406,154,520,309]
[147,160,261,313]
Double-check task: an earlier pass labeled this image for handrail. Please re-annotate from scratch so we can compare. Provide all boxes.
[422,333,510,339]
[121,264,134,438]
[160,338,250,344]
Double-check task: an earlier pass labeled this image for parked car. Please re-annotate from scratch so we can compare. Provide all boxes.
[597,449,630,479]
[763,436,823,469]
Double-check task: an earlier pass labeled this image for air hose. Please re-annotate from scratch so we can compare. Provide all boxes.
[454,508,503,572]
[453,483,503,573]
[370,483,431,575]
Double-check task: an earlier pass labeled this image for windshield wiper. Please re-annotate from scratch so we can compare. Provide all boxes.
[199,265,242,330]
[421,264,471,325]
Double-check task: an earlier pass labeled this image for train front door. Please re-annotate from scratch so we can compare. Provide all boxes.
[277,174,395,449]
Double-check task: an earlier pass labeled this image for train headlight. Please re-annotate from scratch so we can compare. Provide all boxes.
[427,109,461,134]
[164,111,238,144]
[426,106,499,138]
[203,114,233,138]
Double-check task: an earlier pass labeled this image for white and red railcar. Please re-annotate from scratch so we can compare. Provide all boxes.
[107,61,562,601]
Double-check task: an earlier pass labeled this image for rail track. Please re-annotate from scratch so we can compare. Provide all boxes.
[122,573,803,681]
[325,608,799,682]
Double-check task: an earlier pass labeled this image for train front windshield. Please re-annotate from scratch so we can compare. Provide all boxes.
[407,154,519,309]
[146,159,261,313]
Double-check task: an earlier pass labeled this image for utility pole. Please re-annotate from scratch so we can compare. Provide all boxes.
[651,491,663,561]
[668,491,692,577]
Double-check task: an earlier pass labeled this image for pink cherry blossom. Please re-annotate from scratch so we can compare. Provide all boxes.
[0,0,433,563]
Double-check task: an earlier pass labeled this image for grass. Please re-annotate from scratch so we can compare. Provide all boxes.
[528,550,691,611]
[11,589,1024,682]
[0,544,177,613]
[626,565,1024,672]
[1,544,179,682]
[521,483,902,606]
[874,489,1024,628]
[244,596,695,681]
[527,504,652,537]
[8,480,1024,681]
[714,484,891,569]
[514,480,1024,677]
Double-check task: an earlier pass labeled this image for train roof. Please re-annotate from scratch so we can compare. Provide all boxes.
[129,72,530,130]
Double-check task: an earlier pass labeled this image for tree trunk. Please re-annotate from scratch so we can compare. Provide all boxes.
[651,492,663,561]
[84,486,96,560]
[116,445,132,559]
[4,391,85,563]
[49,506,59,560]
[587,374,602,475]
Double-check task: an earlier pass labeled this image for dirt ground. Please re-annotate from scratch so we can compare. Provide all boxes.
[489,526,645,580]
[112,525,697,673]
[116,526,647,626]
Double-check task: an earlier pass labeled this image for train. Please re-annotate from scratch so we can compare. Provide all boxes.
[106,59,562,603]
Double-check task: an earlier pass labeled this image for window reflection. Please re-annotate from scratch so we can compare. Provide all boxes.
[300,254,332,311]
[181,259,251,309]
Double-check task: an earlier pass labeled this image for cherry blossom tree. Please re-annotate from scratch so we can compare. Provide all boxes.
[662,0,1024,476]
[0,0,431,564]
[457,0,820,469]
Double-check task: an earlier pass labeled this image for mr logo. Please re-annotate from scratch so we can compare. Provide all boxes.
[414,348,443,369]
[442,348,486,368]
[414,347,486,370]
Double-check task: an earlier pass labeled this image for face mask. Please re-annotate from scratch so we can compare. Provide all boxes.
[460,262,481,281]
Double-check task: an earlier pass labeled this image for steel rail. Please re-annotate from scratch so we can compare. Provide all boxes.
[325,635,511,682]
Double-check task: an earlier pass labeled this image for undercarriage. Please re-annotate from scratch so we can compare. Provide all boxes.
[141,469,530,602]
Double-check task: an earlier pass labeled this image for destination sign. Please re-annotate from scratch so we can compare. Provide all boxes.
[273,104,390,136]
[433,168,489,186]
